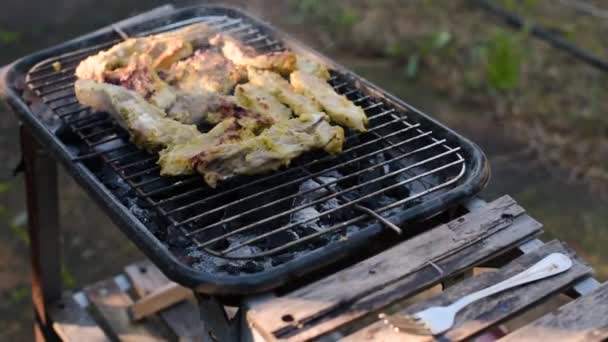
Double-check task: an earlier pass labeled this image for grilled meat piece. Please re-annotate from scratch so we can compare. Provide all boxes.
[158,118,256,176]
[74,80,200,151]
[167,50,245,94]
[235,83,292,122]
[296,55,331,80]
[101,55,270,131]
[191,113,344,188]
[290,71,368,132]
[210,34,296,75]
[247,67,321,116]
[76,23,212,82]
[103,55,177,110]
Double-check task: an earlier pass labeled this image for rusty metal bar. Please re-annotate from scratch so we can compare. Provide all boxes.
[20,125,62,341]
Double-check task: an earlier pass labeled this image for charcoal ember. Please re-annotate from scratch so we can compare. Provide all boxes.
[290,178,331,234]
[291,207,322,232]
[289,172,346,237]
[98,166,133,198]
[258,230,299,250]
[221,182,297,235]
[217,260,264,275]
[134,196,153,209]
[224,238,263,258]
[318,198,354,226]
[166,225,190,248]
[383,159,414,199]
[241,261,264,274]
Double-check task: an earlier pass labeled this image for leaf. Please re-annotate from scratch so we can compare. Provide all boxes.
[62,265,77,289]
[485,31,522,91]
[335,9,358,30]
[9,287,29,303]
[406,54,420,79]
[432,30,452,50]
[0,181,12,193]
[10,211,29,245]
[0,30,20,44]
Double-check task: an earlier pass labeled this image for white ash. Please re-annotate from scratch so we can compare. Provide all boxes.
[320,198,341,211]
[289,171,344,233]
[93,137,124,153]
[291,207,323,232]
[224,235,264,258]
[126,197,147,218]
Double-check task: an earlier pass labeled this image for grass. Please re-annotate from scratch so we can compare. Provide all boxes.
[484,30,524,92]
[0,29,20,44]
[289,0,358,31]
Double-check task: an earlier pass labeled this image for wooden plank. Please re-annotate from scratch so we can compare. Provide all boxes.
[125,261,205,342]
[130,282,193,321]
[500,281,608,342]
[84,278,169,342]
[345,240,592,341]
[50,294,110,342]
[248,195,542,341]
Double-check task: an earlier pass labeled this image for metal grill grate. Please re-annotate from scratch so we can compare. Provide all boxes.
[24,15,467,264]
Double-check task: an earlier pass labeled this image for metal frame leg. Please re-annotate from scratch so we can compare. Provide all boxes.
[196,294,241,341]
[21,126,62,341]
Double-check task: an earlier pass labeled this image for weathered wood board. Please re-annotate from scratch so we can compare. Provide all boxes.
[248,195,542,341]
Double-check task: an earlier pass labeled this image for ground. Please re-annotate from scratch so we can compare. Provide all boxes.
[0,0,607,340]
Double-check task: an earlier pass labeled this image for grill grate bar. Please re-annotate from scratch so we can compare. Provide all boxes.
[75,117,113,130]
[29,66,78,84]
[27,40,120,76]
[221,157,466,258]
[171,124,429,224]
[147,107,400,204]
[188,138,454,240]
[104,148,145,164]
[206,151,463,257]
[86,134,126,147]
[154,111,409,208]
[30,74,76,92]
[123,166,161,180]
[114,156,158,172]
[37,83,77,97]
[142,178,202,197]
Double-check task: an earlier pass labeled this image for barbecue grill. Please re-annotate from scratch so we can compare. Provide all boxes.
[0,5,489,295]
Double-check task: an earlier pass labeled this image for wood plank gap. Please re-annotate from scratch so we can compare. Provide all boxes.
[50,294,110,342]
[84,277,171,342]
[499,281,608,342]
[125,261,206,342]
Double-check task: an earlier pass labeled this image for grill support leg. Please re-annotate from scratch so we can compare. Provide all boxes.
[196,294,240,341]
[20,126,62,341]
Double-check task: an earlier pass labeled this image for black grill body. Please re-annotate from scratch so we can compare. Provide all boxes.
[0,5,489,295]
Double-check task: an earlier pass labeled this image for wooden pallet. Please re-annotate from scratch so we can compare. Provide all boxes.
[48,196,608,341]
